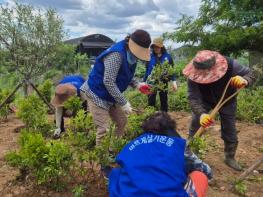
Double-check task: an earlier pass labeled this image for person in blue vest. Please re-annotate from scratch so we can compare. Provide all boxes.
[109,112,212,197]
[80,29,151,146]
[51,75,86,139]
[143,37,177,112]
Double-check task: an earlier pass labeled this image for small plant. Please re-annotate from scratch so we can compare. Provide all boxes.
[38,79,53,102]
[16,95,51,134]
[146,61,175,92]
[125,89,148,109]
[5,130,73,190]
[69,110,95,133]
[188,136,208,159]
[64,96,83,115]
[234,180,247,196]
[237,87,263,123]
[169,82,190,112]
[67,129,96,150]
[126,106,155,140]
[72,184,85,197]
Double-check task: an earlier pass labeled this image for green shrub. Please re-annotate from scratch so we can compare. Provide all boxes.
[6,131,73,190]
[237,87,263,123]
[72,185,85,197]
[69,110,95,133]
[67,129,96,150]
[125,89,148,109]
[16,95,51,133]
[234,180,247,196]
[126,106,155,140]
[188,136,208,159]
[38,79,53,102]
[169,82,190,112]
[174,60,188,82]
[64,96,83,115]
[146,61,176,92]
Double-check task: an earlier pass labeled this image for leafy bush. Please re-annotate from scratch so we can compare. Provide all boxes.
[125,89,148,109]
[237,87,263,123]
[69,110,95,133]
[146,61,176,92]
[16,95,51,133]
[234,180,247,196]
[67,129,96,150]
[169,82,190,112]
[64,96,83,115]
[188,136,208,159]
[126,106,155,140]
[174,60,188,82]
[38,79,53,102]
[5,131,73,189]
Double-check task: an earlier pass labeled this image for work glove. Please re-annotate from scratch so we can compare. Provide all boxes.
[137,82,152,95]
[121,102,133,115]
[171,81,178,91]
[200,113,214,128]
[230,76,248,89]
[53,128,61,139]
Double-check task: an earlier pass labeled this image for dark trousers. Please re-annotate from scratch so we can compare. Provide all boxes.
[148,90,168,112]
[189,102,238,144]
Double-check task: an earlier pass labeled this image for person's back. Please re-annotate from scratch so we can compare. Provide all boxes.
[109,112,212,197]
[110,132,188,197]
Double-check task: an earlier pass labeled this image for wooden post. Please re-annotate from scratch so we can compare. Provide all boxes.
[0,82,23,110]
[28,81,55,113]
[236,155,263,182]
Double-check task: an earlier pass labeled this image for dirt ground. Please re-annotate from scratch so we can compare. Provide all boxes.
[0,112,262,197]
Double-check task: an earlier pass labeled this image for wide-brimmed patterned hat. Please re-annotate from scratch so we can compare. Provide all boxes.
[51,84,77,107]
[183,50,228,84]
[128,29,151,61]
[151,37,164,48]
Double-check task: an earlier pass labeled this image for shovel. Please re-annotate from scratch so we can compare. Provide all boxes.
[193,79,244,138]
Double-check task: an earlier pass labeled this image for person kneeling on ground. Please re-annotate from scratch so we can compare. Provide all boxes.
[109,112,212,197]
[51,75,87,139]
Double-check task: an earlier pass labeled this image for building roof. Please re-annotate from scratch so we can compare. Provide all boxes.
[65,34,115,48]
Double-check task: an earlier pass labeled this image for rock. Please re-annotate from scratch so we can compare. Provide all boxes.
[219,186,225,191]
[253,170,259,174]
[5,194,13,197]
[13,189,20,196]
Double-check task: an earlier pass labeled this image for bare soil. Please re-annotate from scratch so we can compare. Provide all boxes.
[0,113,262,197]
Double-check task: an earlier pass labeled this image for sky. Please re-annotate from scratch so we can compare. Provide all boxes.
[0,0,201,45]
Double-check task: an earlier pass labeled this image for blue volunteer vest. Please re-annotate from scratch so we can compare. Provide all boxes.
[59,75,85,96]
[109,133,188,197]
[88,40,136,102]
[144,52,173,81]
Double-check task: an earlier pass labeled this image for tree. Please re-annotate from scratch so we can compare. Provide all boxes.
[0,1,65,95]
[164,0,263,57]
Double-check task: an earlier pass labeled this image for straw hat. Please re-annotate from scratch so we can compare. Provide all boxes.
[128,29,151,61]
[151,37,164,48]
[183,50,228,84]
[51,84,77,107]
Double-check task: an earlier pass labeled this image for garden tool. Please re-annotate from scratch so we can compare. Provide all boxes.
[193,79,244,138]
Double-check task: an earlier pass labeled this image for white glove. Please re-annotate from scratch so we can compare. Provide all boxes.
[137,82,146,89]
[53,128,61,139]
[172,81,178,91]
[121,102,133,115]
